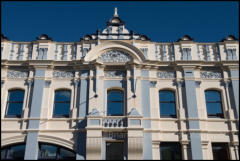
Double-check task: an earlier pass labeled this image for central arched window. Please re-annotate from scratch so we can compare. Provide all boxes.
[53,90,71,118]
[107,89,124,116]
[5,89,25,118]
[205,90,223,118]
[159,90,176,118]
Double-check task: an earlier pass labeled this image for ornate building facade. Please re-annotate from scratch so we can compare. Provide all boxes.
[1,8,239,160]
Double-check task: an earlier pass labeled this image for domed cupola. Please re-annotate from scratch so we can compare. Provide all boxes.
[80,7,150,41]
[106,8,125,26]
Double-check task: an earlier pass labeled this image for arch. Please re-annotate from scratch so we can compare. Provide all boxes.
[1,135,26,147]
[38,134,75,151]
[159,88,176,93]
[84,40,146,63]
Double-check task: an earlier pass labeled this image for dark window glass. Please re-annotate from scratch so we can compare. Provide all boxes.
[106,142,124,160]
[53,90,71,117]
[59,148,75,160]
[1,144,25,160]
[159,90,176,118]
[205,90,223,118]
[40,144,58,159]
[39,143,76,160]
[160,142,182,160]
[107,90,124,116]
[212,143,229,160]
[6,90,24,118]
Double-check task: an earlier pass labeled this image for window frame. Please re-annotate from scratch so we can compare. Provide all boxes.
[5,89,25,118]
[52,89,71,118]
[159,90,177,118]
[107,88,125,116]
[205,90,224,118]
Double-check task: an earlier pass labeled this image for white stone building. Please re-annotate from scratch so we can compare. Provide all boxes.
[1,8,239,160]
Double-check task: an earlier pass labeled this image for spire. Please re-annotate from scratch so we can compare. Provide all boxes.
[114,7,118,17]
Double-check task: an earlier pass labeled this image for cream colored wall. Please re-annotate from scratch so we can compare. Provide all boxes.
[1,39,239,160]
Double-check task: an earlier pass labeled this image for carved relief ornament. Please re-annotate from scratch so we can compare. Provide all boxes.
[7,70,29,78]
[98,50,132,63]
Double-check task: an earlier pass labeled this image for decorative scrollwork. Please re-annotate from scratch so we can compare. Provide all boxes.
[98,50,132,63]
[7,70,28,78]
[104,71,126,77]
[53,71,74,78]
[200,71,222,79]
[157,71,175,78]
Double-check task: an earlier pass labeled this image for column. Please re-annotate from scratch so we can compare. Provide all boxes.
[24,68,46,160]
[76,69,89,160]
[140,69,152,159]
[183,67,203,160]
[229,68,239,118]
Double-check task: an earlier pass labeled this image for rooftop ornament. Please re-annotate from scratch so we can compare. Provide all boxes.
[221,35,238,42]
[177,35,194,42]
[36,34,52,41]
[1,34,9,41]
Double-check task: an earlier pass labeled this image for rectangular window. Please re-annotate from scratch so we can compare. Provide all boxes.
[212,143,229,160]
[159,90,176,118]
[160,142,182,160]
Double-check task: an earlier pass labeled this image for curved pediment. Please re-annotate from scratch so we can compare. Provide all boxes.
[84,41,146,64]
[97,50,133,63]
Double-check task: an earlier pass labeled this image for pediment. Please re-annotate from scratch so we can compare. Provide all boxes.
[97,50,133,63]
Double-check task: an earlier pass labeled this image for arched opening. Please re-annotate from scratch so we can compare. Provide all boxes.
[1,142,76,160]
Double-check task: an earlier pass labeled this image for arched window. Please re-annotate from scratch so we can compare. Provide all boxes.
[107,89,124,116]
[1,143,25,160]
[205,90,223,118]
[1,143,76,160]
[5,89,25,118]
[39,143,76,160]
[159,90,176,118]
[53,90,71,118]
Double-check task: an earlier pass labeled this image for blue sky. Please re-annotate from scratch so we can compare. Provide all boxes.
[1,1,239,42]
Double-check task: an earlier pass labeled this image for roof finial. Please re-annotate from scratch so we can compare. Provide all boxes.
[114,7,118,17]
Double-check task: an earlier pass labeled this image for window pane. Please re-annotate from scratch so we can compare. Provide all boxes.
[1,148,7,159]
[53,103,70,117]
[7,102,23,117]
[55,91,71,102]
[160,142,182,160]
[40,144,57,159]
[107,102,123,116]
[8,90,24,102]
[159,91,175,102]
[107,90,124,116]
[160,103,176,117]
[206,103,223,116]
[59,148,75,160]
[205,91,221,102]
[7,144,25,160]
[108,91,123,101]
[212,143,229,160]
